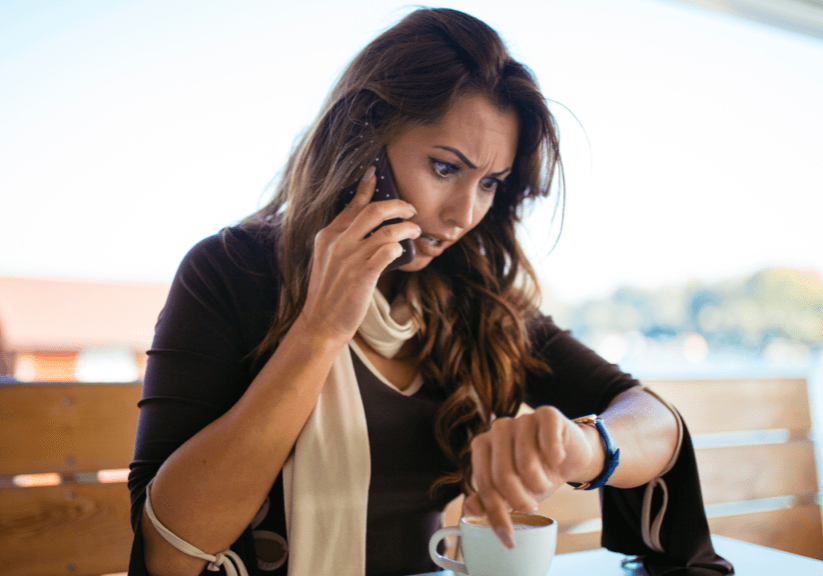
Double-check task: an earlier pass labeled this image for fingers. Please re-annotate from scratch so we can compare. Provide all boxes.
[327,166,418,273]
[349,201,418,246]
[337,164,376,216]
[468,408,575,548]
[470,437,515,548]
[489,421,539,512]
[316,164,419,273]
[514,415,554,497]
[471,419,535,550]
[534,406,567,468]
[463,493,517,549]
[473,418,545,509]
[463,492,483,516]
[336,164,416,234]
[360,226,416,272]
[301,163,420,342]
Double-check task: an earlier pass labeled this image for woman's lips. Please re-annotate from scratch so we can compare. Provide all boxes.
[414,233,450,257]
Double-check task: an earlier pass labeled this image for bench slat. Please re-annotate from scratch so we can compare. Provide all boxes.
[708,504,823,559]
[0,383,142,475]
[698,440,819,504]
[645,378,811,434]
[0,482,133,576]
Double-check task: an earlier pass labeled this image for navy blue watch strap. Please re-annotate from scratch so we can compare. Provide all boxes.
[568,415,620,491]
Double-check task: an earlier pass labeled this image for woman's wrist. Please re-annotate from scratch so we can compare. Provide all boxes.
[571,419,607,486]
[288,312,352,358]
[568,415,621,490]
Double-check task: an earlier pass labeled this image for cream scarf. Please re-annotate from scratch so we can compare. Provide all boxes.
[282,288,418,576]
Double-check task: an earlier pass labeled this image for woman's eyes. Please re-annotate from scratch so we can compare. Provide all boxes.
[431,158,458,178]
[430,158,501,194]
[479,177,502,193]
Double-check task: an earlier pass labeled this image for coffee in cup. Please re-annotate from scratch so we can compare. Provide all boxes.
[463,514,553,529]
[429,512,557,576]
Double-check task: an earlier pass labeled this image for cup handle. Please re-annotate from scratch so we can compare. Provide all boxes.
[428,526,467,574]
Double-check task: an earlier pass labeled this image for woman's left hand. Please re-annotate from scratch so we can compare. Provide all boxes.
[463,406,602,548]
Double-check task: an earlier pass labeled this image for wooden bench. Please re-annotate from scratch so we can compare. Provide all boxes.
[0,383,142,576]
[444,377,823,559]
[4,378,820,571]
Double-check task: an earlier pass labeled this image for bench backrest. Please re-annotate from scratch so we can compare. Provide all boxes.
[0,383,142,576]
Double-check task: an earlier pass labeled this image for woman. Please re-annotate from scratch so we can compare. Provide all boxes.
[129,8,724,576]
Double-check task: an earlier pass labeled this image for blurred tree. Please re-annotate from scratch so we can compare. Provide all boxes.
[551,267,823,357]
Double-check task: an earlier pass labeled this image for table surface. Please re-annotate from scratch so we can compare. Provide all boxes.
[411,535,823,575]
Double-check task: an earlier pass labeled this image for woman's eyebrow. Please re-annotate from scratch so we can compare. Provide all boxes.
[434,145,511,177]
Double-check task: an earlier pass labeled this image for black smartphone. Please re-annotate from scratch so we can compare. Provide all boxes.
[336,149,416,272]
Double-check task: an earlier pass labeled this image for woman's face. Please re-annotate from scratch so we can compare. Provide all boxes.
[386,93,519,272]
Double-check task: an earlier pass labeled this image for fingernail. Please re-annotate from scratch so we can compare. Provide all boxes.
[408,202,417,215]
[496,528,516,550]
[364,165,376,182]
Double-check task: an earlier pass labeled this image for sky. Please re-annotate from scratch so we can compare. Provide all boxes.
[2,0,822,304]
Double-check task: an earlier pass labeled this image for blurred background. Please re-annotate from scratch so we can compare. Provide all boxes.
[1,0,820,381]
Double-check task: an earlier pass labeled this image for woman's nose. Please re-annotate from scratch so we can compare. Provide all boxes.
[442,186,476,229]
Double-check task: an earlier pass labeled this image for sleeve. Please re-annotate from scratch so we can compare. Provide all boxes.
[127,226,278,575]
[601,418,734,575]
[523,315,640,416]
[524,316,732,574]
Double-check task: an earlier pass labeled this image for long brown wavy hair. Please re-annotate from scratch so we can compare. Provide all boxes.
[244,8,563,493]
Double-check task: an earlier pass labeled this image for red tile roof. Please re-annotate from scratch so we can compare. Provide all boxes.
[0,276,170,351]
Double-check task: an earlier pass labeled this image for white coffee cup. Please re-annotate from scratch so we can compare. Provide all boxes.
[429,512,557,576]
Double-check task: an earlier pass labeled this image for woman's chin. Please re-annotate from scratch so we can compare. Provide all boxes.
[395,253,434,273]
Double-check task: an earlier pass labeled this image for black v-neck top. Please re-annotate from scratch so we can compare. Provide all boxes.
[128,225,639,576]
[353,348,461,576]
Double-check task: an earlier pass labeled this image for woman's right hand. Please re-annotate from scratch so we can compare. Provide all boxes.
[295,165,421,346]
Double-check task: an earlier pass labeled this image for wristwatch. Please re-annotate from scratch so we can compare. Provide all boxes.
[568,414,620,491]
